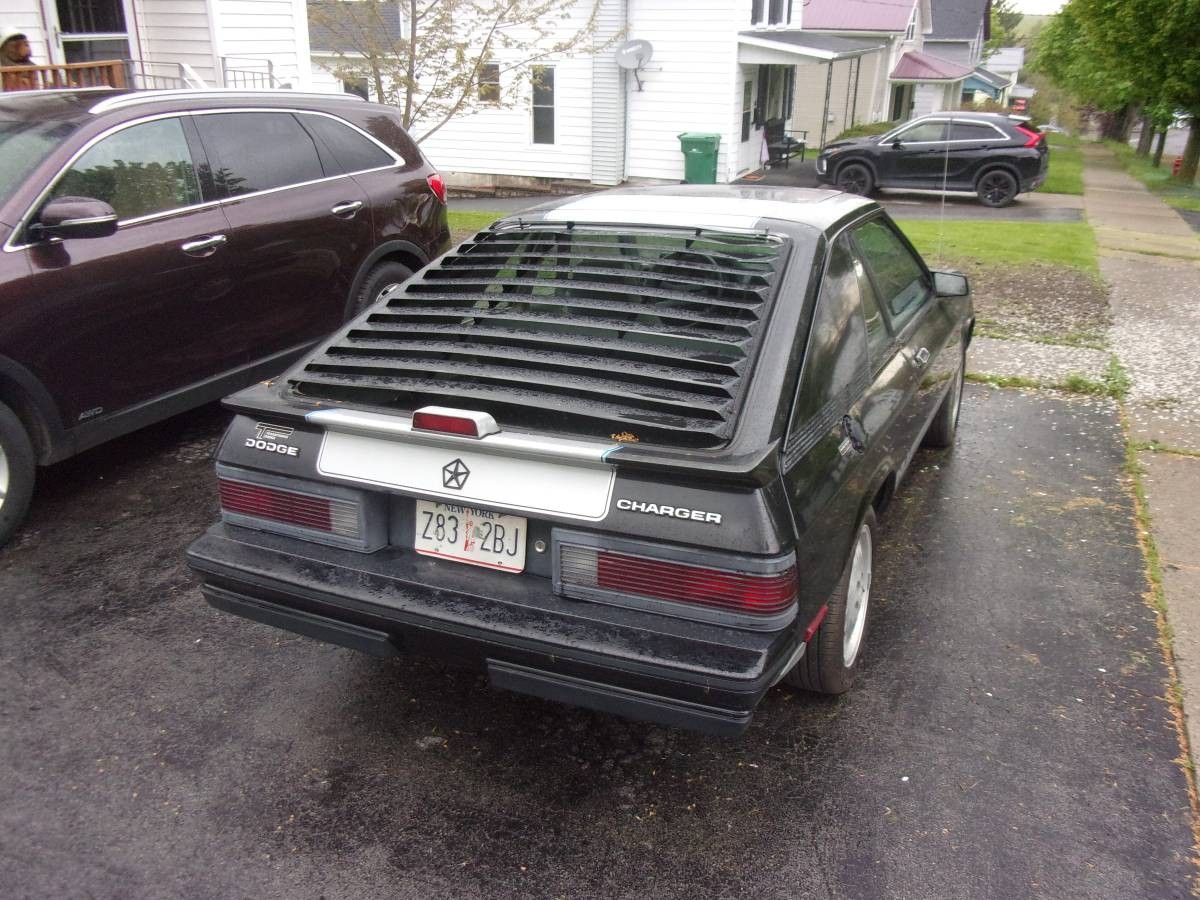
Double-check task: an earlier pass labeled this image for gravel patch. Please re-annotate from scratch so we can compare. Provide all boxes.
[967,335,1110,382]
[949,260,1111,348]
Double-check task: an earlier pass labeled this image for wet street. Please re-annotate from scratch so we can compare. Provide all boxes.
[1,385,1194,899]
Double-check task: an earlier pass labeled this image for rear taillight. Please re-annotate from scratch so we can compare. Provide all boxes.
[412,405,499,438]
[218,478,362,539]
[427,172,447,205]
[1015,124,1043,148]
[559,544,797,618]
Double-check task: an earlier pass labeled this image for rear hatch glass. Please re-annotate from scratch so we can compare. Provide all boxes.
[290,224,791,448]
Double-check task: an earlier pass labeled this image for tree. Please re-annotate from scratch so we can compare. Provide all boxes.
[308,0,614,143]
[984,0,1023,58]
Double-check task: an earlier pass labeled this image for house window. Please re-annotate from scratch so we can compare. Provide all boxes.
[905,7,917,41]
[751,0,764,24]
[768,0,786,24]
[532,66,554,144]
[478,63,500,103]
[342,77,368,101]
[741,82,753,141]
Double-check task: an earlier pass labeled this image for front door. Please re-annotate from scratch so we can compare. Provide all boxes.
[10,115,243,426]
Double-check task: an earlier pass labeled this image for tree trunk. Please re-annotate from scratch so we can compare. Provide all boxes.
[1152,130,1167,168]
[1177,118,1200,183]
[1098,105,1135,142]
[1136,116,1154,156]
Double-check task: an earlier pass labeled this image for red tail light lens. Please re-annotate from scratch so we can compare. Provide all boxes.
[427,172,447,205]
[218,478,361,538]
[1015,124,1043,148]
[412,406,499,438]
[559,544,797,617]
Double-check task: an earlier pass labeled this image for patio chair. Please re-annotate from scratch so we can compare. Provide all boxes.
[765,118,807,168]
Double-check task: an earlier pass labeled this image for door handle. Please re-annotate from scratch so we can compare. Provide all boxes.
[911,347,931,368]
[331,200,364,218]
[180,234,227,257]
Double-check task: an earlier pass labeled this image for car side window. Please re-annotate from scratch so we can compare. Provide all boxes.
[851,219,931,331]
[895,121,947,143]
[949,122,1001,141]
[300,114,396,175]
[49,117,201,221]
[845,239,892,370]
[193,112,325,196]
[790,238,871,436]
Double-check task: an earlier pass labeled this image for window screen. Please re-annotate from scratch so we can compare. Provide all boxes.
[194,112,325,196]
[532,66,554,144]
[51,117,200,220]
[852,219,930,329]
[302,114,395,175]
[949,122,1001,141]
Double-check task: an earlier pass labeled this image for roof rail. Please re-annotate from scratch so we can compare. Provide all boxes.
[88,88,364,115]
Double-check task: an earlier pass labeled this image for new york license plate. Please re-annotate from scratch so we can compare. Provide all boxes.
[413,500,527,573]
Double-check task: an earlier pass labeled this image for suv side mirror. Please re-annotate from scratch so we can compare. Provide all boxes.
[933,271,969,297]
[30,196,118,241]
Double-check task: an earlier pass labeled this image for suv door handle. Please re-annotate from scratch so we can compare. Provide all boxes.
[331,200,364,218]
[180,234,227,257]
[911,347,931,368]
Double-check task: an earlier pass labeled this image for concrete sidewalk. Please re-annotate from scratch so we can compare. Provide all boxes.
[1082,145,1200,774]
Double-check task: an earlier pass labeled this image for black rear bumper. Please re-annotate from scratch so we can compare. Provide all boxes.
[187,525,803,736]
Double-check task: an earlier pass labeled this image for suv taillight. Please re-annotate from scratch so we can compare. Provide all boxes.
[1015,124,1043,148]
[218,477,362,539]
[559,544,797,618]
[427,172,447,205]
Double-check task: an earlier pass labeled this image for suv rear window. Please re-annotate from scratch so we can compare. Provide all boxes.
[290,224,791,448]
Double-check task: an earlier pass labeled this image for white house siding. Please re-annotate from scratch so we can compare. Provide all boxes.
[911,80,957,118]
[589,0,626,185]
[624,0,742,183]
[4,1,52,67]
[134,0,217,85]
[214,0,310,88]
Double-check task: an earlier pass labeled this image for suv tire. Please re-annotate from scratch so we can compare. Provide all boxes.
[0,400,36,548]
[922,349,965,448]
[976,169,1018,208]
[350,261,414,318]
[785,507,877,695]
[836,162,874,196]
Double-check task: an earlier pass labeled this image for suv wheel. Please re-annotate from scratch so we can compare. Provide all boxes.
[836,162,874,196]
[922,349,965,448]
[350,261,414,319]
[785,507,877,695]
[0,401,36,548]
[976,170,1018,208]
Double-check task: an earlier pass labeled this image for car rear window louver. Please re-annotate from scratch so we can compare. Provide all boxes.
[290,224,789,448]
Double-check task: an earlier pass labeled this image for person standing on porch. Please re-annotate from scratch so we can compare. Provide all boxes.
[1,27,35,66]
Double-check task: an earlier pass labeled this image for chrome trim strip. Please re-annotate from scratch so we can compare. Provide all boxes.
[4,107,405,253]
[306,409,619,465]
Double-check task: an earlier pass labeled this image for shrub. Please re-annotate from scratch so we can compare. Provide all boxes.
[831,120,897,142]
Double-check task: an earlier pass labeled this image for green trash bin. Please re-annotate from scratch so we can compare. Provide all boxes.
[678,132,721,184]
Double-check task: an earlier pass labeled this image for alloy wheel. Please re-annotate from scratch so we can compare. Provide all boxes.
[979,172,1015,206]
[843,521,873,666]
[838,166,870,195]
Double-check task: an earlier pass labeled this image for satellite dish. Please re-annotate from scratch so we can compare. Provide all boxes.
[615,39,653,91]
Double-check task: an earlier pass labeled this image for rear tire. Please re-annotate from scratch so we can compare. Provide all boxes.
[922,349,965,449]
[785,507,877,695]
[0,400,36,549]
[836,162,875,196]
[976,169,1018,208]
[349,260,414,319]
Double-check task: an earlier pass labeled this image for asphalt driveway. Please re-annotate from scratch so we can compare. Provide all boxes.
[0,386,1194,898]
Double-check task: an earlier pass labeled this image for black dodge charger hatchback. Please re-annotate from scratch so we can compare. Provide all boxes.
[816,112,1048,208]
[187,186,974,736]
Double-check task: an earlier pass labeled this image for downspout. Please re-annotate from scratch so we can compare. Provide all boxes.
[819,61,833,149]
[850,55,861,126]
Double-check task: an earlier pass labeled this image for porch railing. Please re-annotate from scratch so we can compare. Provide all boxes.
[220,57,280,89]
[1,59,126,91]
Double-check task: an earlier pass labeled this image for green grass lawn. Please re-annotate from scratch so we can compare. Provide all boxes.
[1105,139,1200,212]
[450,211,1097,273]
[1038,132,1084,195]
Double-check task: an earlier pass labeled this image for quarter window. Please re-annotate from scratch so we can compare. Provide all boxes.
[532,66,555,144]
[852,219,931,330]
[895,121,947,143]
[50,117,201,220]
[848,242,893,369]
[301,114,395,175]
[194,112,325,196]
[479,63,500,103]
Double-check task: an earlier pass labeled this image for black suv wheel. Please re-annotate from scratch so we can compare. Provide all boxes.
[0,401,35,547]
[836,162,874,196]
[976,169,1019,208]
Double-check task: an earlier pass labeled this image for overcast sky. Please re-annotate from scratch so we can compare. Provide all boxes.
[1011,0,1065,12]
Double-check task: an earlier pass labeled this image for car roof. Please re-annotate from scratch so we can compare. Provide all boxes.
[0,87,373,121]
[512,185,878,234]
[907,110,1016,124]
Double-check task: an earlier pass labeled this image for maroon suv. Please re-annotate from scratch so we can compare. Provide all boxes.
[0,88,449,546]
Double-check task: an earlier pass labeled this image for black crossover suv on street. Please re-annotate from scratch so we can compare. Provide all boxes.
[187,186,975,735]
[816,112,1049,207]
